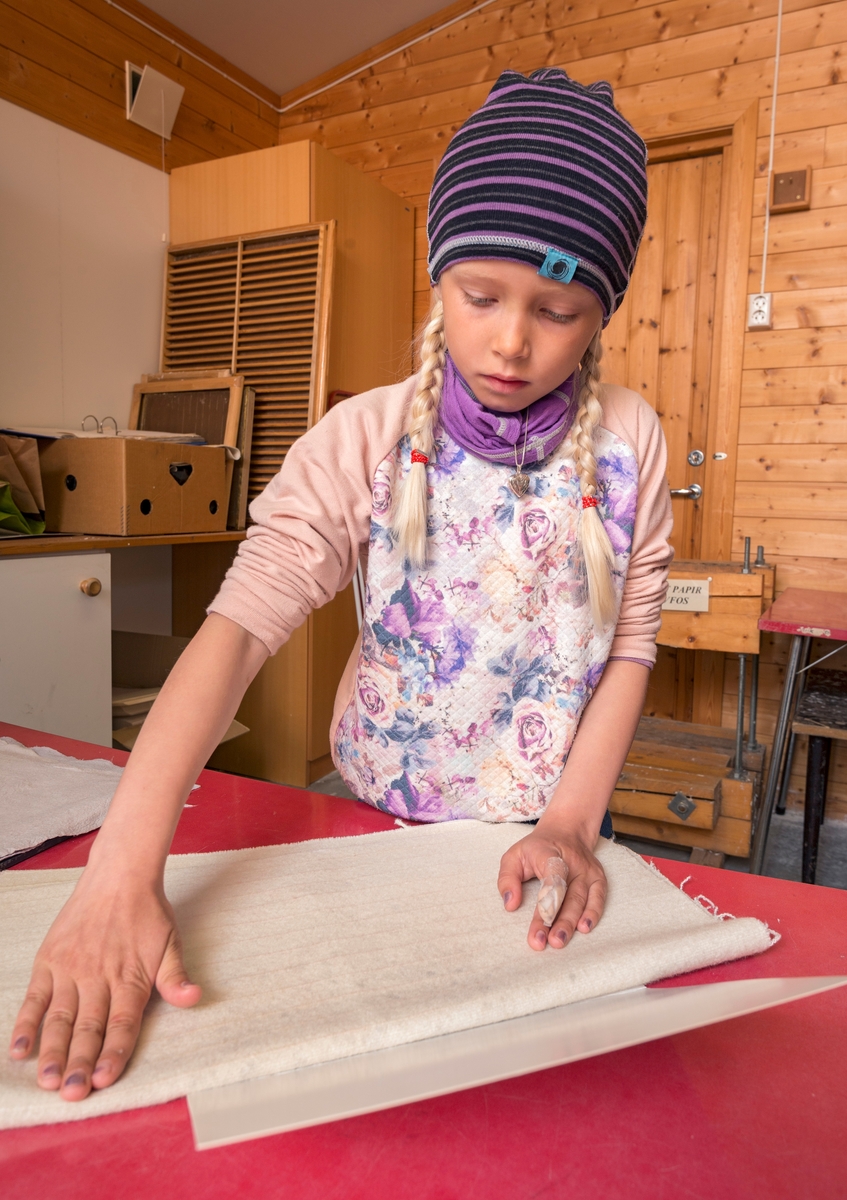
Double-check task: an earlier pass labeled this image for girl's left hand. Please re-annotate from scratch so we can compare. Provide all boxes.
[497,827,607,951]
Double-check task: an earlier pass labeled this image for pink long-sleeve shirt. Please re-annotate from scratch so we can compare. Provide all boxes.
[210,374,673,661]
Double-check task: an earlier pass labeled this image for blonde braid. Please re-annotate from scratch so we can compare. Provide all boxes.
[570,332,618,627]
[392,299,446,567]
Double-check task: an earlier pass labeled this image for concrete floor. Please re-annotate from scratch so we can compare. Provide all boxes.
[310,771,847,891]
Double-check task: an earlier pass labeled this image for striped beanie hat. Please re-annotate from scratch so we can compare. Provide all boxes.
[427,68,648,320]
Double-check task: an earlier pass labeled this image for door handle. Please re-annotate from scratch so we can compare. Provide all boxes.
[669,484,702,500]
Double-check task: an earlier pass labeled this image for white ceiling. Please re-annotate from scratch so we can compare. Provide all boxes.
[143,0,452,97]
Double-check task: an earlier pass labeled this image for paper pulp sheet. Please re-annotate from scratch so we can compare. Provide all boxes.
[0,738,122,866]
[0,822,775,1129]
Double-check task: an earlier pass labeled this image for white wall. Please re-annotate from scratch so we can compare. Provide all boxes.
[0,98,167,432]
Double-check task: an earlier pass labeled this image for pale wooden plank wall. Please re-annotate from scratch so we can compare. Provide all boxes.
[277,0,847,817]
[0,0,279,171]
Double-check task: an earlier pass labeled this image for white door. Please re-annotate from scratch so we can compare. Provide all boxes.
[0,552,112,746]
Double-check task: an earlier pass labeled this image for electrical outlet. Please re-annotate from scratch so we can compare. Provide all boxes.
[747,293,773,330]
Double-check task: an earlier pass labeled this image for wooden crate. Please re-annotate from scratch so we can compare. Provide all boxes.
[611,717,764,857]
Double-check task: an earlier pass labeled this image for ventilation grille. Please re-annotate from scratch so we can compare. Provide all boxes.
[163,224,334,502]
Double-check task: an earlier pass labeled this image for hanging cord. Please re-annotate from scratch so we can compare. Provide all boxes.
[759,0,784,294]
[104,0,501,116]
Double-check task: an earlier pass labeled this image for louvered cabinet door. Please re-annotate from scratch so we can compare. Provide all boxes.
[163,223,334,502]
[163,241,238,372]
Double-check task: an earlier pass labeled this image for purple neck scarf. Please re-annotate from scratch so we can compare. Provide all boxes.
[439,354,576,466]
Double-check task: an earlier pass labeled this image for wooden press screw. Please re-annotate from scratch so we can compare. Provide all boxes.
[79,577,102,596]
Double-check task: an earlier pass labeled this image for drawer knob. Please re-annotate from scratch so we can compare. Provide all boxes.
[79,577,102,597]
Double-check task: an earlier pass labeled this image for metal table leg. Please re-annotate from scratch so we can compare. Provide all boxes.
[775,638,812,814]
[750,634,805,874]
[746,654,763,754]
[802,735,831,885]
[730,654,748,780]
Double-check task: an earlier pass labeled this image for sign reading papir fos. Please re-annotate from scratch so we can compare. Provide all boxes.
[662,579,711,613]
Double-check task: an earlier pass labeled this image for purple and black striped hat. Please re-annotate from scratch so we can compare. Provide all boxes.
[427,68,648,320]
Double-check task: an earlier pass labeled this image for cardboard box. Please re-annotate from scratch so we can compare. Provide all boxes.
[40,438,229,535]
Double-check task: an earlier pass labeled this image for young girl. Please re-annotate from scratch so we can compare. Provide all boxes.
[10,68,672,1101]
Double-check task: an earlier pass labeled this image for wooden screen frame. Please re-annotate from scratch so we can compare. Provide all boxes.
[161,221,335,434]
[129,375,245,449]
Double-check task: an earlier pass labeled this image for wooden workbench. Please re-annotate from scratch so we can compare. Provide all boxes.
[3,720,846,1200]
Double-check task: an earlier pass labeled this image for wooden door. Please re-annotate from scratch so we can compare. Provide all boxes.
[604,150,725,724]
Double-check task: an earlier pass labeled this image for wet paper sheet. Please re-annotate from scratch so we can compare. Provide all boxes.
[0,822,774,1129]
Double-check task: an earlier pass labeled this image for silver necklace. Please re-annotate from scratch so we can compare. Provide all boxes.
[508,412,530,497]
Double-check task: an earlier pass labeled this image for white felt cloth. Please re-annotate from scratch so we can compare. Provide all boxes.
[0,738,122,862]
[0,822,775,1129]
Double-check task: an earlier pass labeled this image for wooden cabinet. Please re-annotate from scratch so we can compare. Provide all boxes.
[0,552,112,746]
[169,141,415,400]
[168,144,414,787]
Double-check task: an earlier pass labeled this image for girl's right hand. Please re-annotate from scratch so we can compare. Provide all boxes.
[7,867,201,1101]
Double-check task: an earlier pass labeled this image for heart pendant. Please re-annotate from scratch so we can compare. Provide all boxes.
[508,472,530,498]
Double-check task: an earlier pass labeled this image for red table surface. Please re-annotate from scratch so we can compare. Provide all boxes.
[759,586,847,641]
[2,721,846,1200]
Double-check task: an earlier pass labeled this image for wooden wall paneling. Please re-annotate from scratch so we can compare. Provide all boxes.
[278,0,831,129]
[733,517,847,560]
[750,555,847,593]
[739,403,847,443]
[278,26,844,164]
[750,203,847,256]
[757,82,847,138]
[769,287,847,329]
[756,127,828,173]
[735,481,847,519]
[826,122,847,165]
[743,327,846,368]
[737,442,847,482]
[740,366,847,407]
[750,247,847,292]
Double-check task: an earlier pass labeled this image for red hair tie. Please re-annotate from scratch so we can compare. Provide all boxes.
[411,450,429,465]
[582,496,599,510]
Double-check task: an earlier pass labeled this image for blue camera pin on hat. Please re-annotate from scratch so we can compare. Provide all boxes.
[538,249,579,283]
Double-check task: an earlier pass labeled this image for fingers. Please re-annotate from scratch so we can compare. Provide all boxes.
[36,980,79,1091]
[155,929,202,1009]
[58,983,112,1100]
[91,980,152,1091]
[8,964,53,1063]
[497,845,535,913]
[545,872,607,951]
